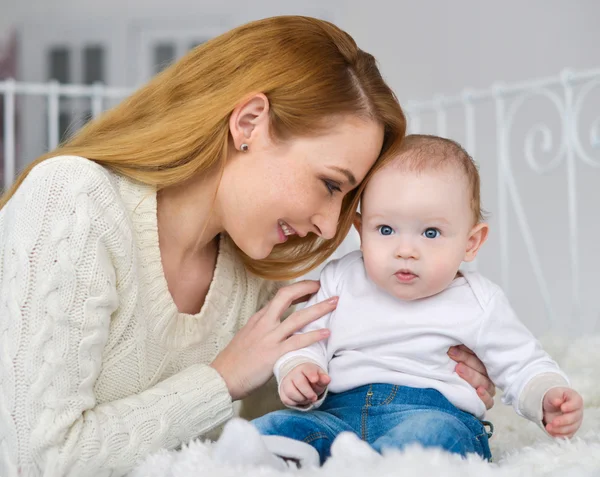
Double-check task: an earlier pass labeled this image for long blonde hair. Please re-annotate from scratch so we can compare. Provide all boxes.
[0,16,406,280]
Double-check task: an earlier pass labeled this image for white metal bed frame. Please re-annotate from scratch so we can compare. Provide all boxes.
[1,68,599,332]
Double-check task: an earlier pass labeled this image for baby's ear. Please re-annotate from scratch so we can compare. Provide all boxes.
[464,223,489,262]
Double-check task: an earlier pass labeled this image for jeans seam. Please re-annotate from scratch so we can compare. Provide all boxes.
[303,432,330,444]
[475,434,493,462]
[361,385,373,441]
[379,385,399,406]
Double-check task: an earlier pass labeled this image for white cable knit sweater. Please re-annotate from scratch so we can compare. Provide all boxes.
[0,156,284,477]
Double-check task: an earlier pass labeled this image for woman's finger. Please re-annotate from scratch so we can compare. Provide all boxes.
[290,283,321,305]
[264,281,321,323]
[244,306,268,329]
[448,347,488,377]
[276,298,337,338]
[282,329,330,354]
[477,386,495,410]
[456,344,475,355]
[456,363,495,396]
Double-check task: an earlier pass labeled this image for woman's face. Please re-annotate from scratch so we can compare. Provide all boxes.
[219,114,384,260]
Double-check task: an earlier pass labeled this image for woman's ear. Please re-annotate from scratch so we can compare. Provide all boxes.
[229,93,270,151]
[464,223,489,262]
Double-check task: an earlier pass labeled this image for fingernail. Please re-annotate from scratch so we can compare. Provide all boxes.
[321,329,330,337]
[327,297,339,305]
[448,348,458,356]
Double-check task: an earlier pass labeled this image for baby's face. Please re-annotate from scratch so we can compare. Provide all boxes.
[359,165,476,301]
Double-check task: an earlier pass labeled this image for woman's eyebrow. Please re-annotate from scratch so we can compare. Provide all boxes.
[327,166,357,186]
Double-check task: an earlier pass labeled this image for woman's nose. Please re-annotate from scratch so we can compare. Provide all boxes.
[312,205,341,240]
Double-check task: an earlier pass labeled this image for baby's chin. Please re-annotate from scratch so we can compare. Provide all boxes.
[389,289,430,302]
[385,281,453,302]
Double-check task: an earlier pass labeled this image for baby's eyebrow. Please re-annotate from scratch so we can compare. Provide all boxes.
[426,218,451,225]
[365,213,386,221]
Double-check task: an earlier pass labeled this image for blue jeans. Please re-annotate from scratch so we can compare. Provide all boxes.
[254,384,493,465]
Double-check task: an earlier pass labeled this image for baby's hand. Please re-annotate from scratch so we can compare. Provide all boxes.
[543,387,584,438]
[280,363,331,407]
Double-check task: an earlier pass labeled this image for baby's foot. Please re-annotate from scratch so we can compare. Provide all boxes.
[330,431,380,462]
[213,418,286,469]
[263,434,320,469]
[213,418,319,470]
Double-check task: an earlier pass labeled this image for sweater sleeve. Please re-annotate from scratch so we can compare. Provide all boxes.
[473,288,569,430]
[0,158,233,477]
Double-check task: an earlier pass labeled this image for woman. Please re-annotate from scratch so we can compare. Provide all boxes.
[0,16,495,477]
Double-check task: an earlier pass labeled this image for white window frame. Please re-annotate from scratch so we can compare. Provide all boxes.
[135,25,229,85]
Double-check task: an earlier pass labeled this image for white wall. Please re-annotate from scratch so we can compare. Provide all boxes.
[4,0,598,96]
[2,0,599,335]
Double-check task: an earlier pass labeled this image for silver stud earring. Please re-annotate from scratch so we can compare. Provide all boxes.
[240,143,249,152]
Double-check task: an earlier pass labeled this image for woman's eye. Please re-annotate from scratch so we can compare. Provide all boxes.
[377,225,394,236]
[323,180,341,195]
[423,228,440,239]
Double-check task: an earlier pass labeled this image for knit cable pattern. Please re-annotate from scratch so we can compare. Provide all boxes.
[0,157,289,476]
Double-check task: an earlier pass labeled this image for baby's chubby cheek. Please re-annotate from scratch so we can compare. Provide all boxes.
[362,255,387,282]
[423,263,459,295]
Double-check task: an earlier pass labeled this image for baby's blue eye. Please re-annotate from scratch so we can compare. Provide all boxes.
[423,228,440,239]
[378,225,394,236]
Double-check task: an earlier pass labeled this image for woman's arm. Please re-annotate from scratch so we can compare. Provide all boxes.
[0,158,234,477]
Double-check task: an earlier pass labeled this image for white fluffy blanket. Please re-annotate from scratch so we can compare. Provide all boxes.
[131,335,600,477]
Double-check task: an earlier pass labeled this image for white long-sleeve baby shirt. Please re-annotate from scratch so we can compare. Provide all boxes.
[275,251,568,427]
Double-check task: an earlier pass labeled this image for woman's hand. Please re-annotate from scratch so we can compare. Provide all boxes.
[210,280,336,401]
[448,345,496,410]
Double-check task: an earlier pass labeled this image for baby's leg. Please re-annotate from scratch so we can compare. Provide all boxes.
[253,408,354,464]
[370,409,491,460]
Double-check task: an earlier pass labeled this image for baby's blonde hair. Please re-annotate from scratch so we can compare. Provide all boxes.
[386,134,485,225]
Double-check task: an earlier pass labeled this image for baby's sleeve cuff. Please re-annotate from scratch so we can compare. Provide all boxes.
[518,372,570,436]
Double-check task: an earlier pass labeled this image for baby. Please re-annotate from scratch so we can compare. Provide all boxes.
[214,134,584,469]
